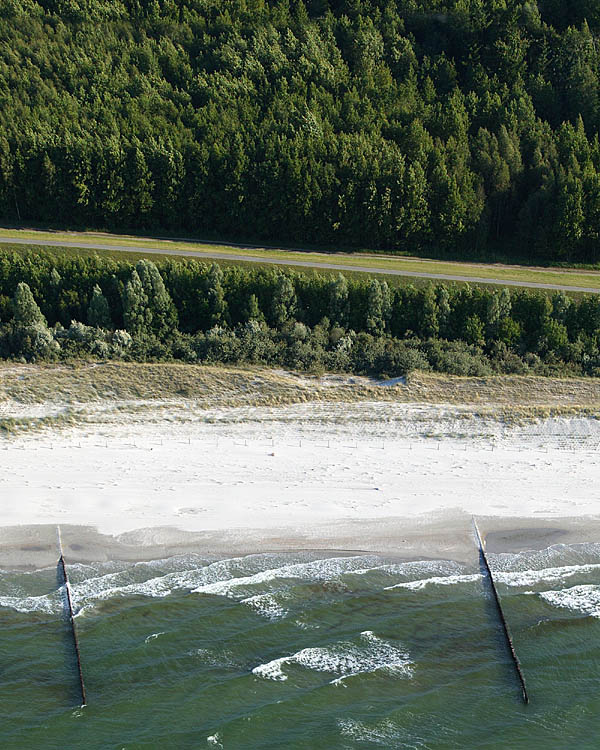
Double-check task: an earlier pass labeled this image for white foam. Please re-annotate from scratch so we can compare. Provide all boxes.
[72,604,93,619]
[0,554,382,615]
[0,552,478,617]
[383,563,600,592]
[241,593,289,620]
[382,562,600,593]
[495,563,600,588]
[0,555,245,614]
[144,632,165,644]
[294,619,319,630]
[67,553,379,614]
[338,718,402,745]
[385,573,481,591]
[192,555,381,598]
[537,584,600,618]
[252,631,412,683]
[253,656,290,681]
[486,542,600,573]
[0,592,61,614]
[350,559,464,578]
[66,556,261,611]
[188,648,239,669]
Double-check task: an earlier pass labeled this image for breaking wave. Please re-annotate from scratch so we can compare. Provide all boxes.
[495,563,600,588]
[252,630,412,683]
[3,546,599,623]
[536,585,600,618]
[385,573,482,591]
[0,552,465,616]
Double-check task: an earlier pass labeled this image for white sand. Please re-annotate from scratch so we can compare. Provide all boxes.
[1,401,599,536]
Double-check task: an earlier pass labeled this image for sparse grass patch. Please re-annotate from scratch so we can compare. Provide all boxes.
[1,362,600,419]
[0,361,382,408]
[402,371,600,411]
[0,412,79,436]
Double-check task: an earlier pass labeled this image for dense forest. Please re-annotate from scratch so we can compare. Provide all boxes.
[2,247,600,377]
[1,1,600,261]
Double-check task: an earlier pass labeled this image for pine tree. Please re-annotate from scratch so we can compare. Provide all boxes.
[498,288,512,319]
[486,288,512,339]
[122,269,149,336]
[380,281,392,331]
[551,291,572,324]
[399,162,430,242]
[244,293,264,323]
[87,284,112,329]
[135,259,178,336]
[125,146,154,221]
[329,273,349,327]
[421,285,439,338]
[271,274,297,327]
[554,172,584,257]
[464,315,485,347]
[46,267,62,324]
[50,268,61,289]
[13,283,46,326]
[205,263,228,326]
[437,285,451,338]
[486,292,501,339]
[365,279,384,333]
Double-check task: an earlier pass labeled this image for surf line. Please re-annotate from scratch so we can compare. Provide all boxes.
[473,518,529,704]
[57,526,87,707]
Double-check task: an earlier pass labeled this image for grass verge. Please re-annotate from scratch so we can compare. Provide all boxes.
[0,242,442,289]
[2,228,600,292]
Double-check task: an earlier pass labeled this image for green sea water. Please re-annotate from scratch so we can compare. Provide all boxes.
[1,545,600,749]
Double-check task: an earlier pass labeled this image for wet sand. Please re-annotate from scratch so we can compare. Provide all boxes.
[2,512,600,571]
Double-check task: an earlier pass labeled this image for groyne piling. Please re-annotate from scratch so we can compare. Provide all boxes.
[57,526,87,707]
[473,518,529,705]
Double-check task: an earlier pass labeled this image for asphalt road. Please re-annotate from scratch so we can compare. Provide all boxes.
[2,236,599,294]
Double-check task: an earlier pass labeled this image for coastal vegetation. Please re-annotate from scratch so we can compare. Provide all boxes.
[4,231,600,290]
[2,1,600,262]
[2,360,600,439]
[1,248,600,378]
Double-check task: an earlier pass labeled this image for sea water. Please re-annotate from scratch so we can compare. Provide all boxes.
[1,545,600,749]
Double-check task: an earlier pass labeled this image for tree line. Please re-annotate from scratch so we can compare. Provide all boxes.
[1,247,600,378]
[2,1,600,261]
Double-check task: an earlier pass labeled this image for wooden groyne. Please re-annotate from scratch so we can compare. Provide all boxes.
[473,518,529,704]
[57,527,87,707]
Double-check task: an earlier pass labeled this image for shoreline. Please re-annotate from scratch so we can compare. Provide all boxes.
[2,512,600,571]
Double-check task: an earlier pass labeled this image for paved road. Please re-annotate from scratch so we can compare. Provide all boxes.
[2,236,599,294]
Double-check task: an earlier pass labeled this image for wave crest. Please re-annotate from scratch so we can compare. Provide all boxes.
[252,631,412,683]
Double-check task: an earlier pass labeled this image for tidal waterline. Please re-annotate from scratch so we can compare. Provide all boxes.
[1,546,600,749]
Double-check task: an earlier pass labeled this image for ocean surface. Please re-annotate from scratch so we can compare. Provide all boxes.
[1,545,600,749]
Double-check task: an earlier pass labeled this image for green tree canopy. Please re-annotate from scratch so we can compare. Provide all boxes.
[87,284,112,329]
[13,282,46,326]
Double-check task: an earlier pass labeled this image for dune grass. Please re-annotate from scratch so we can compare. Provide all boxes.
[1,361,599,420]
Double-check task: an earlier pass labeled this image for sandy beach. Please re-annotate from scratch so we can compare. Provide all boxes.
[1,372,599,567]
